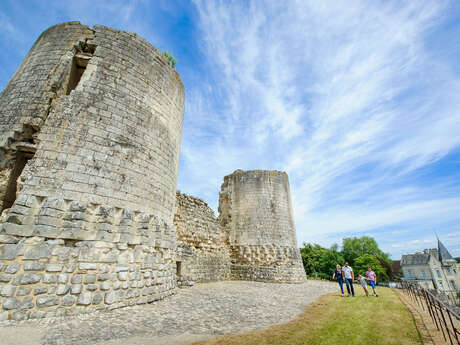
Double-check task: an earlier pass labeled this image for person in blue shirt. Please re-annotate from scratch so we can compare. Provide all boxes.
[332,264,344,296]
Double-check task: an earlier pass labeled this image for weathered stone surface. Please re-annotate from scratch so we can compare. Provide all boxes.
[92,293,102,305]
[104,291,116,304]
[0,21,306,324]
[20,297,34,309]
[17,287,32,296]
[43,274,57,284]
[118,272,128,281]
[21,273,42,285]
[62,295,75,307]
[77,293,92,305]
[5,262,20,274]
[0,19,184,318]
[100,282,111,290]
[86,284,98,291]
[56,285,70,295]
[0,274,12,282]
[23,244,51,260]
[70,284,82,294]
[0,235,19,244]
[46,263,63,272]
[0,244,22,260]
[24,261,46,271]
[0,285,16,297]
[219,170,306,283]
[84,274,96,284]
[58,274,68,284]
[3,297,21,310]
[175,192,231,284]
[71,274,83,284]
[79,263,97,270]
[36,296,60,308]
[34,286,48,295]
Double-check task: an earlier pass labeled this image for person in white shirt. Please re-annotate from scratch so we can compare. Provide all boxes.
[341,261,355,297]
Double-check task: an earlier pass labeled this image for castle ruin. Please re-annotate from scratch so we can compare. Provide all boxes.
[0,22,305,321]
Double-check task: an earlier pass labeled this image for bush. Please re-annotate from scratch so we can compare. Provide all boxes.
[163,50,177,67]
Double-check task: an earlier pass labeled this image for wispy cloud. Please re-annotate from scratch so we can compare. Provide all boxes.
[1,1,459,258]
[182,1,460,257]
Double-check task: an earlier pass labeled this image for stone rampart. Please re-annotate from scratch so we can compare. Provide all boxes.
[0,22,184,320]
[0,21,307,321]
[174,191,230,285]
[219,170,306,283]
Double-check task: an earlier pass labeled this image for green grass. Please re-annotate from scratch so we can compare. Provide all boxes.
[192,287,421,345]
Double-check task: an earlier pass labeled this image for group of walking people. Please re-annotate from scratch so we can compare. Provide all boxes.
[332,262,378,297]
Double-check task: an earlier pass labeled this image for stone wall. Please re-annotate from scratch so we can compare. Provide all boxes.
[0,22,184,320]
[219,170,306,283]
[174,191,230,285]
[0,21,307,321]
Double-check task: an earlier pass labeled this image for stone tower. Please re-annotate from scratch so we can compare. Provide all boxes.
[219,170,306,282]
[0,22,184,320]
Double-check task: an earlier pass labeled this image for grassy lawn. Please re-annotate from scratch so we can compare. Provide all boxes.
[193,286,421,345]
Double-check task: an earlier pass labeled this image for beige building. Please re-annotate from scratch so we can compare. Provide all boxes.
[401,239,460,294]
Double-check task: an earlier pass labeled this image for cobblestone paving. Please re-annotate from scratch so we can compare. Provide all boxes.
[0,280,336,345]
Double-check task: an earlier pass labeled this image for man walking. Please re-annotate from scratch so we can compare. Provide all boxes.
[342,262,355,297]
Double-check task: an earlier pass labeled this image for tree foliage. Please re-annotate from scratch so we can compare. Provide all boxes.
[354,254,389,281]
[342,236,391,266]
[300,236,392,281]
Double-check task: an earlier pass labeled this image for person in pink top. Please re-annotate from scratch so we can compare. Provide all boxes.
[366,266,378,297]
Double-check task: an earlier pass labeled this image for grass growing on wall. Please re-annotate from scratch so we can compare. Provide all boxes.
[193,287,421,345]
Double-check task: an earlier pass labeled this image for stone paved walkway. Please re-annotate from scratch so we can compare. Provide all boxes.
[0,280,336,345]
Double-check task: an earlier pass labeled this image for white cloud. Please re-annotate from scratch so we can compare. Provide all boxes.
[181,1,460,257]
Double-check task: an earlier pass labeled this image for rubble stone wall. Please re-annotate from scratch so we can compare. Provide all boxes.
[174,191,230,284]
[0,22,184,320]
[219,170,306,283]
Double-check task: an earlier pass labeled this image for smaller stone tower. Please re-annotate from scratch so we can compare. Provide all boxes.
[219,170,306,282]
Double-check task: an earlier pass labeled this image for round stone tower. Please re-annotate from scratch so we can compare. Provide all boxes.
[0,22,184,320]
[219,170,306,282]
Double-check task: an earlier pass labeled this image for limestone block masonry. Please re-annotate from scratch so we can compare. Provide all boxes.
[0,22,184,320]
[174,191,230,286]
[0,21,307,321]
[219,170,306,283]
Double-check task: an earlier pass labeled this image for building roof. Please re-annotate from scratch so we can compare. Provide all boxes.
[438,238,454,262]
[401,253,430,265]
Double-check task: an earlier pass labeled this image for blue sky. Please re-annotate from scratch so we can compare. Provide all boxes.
[1,1,459,259]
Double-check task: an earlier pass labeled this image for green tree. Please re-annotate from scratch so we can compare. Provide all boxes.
[300,243,344,279]
[319,248,344,278]
[342,236,391,266]
[353,254,389,281]
[300,243,324,277]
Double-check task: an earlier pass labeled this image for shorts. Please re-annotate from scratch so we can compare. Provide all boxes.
[361,281,367,288]
[369,280,376,289]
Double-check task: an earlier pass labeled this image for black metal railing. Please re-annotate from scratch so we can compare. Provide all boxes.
[401,281,459,345]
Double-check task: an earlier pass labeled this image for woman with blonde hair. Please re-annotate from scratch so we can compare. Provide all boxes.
[332,264,344,296]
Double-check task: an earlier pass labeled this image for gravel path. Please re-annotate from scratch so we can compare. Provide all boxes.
[0,280,336,345]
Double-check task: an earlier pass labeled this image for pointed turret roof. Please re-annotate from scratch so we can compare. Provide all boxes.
[437,238,454,262]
